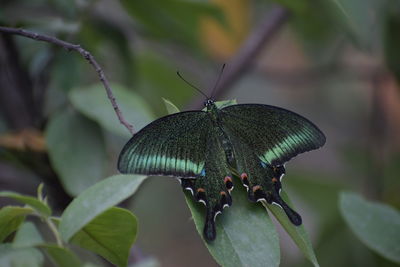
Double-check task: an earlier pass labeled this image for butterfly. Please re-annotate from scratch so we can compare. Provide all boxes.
[118,68,326,241]
[118,100,325,241]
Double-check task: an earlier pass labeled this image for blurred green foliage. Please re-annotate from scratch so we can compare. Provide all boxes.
[0,177,142,267]
[0,0,399,266]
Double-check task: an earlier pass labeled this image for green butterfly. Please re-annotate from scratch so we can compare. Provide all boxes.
[118,96,326,241]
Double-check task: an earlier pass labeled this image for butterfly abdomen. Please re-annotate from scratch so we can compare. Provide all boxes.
[208,110,236,165]
[218,129,235,164]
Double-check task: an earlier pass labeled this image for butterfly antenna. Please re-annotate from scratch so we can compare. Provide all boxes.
[177,71,209,99]
[210,63,226,99]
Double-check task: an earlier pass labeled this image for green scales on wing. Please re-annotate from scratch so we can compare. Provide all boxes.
[118,111,209,177]
[118,100,326,241]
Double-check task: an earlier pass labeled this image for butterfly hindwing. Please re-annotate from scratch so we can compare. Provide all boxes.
[118,111,210,177]
[230,134,302,225]
[220,104,326,166]
[180,125,233,241]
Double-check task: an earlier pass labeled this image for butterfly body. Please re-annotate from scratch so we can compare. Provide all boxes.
[118,99,325,241]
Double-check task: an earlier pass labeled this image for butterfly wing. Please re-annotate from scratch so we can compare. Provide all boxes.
[230,134,302,225]
[180,126,233,241]
[220,104,326,166]
[118,111,210,177]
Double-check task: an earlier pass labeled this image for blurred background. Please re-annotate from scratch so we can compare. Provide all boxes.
[0,0,399,266]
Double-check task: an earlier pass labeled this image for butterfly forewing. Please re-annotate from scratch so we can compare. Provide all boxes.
[220,104,326,166]
[118,111,211,177]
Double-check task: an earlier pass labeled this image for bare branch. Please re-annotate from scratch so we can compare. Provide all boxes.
[189,6,290,109]
[0,26,135,135]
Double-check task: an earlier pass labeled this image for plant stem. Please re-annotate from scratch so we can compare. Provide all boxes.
[46,217,63,247]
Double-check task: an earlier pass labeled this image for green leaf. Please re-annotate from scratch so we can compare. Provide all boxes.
[71,207,137,267]
[0,244,44,267]
[37,183,44,202]
[339,191,400,263]
[12,222,43,249]
[0,191,51,217]
[42,244,82,267]
[59,174,146,242]
[0,206,33,242]
[162,98,180,115]
[185,182,280,267]
[265,191,319,267]
[69,83,154,137]
[46,109,108,196]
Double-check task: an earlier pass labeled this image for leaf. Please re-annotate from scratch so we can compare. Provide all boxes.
[42,244,82,267]
[69,83,154,137]
[12,222,43,249]
[71,207,137,267]
[185,182,280,267]
[0,191,51,217]
[59,174,146,242]
[339,191,400,263]
[265,191,319,267]
[0,206,33,242]
[162,98,180,115]
[0,244,44,267]
[37,183,45,202]
[46,109,108,196]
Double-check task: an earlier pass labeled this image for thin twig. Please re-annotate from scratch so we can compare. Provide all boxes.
[189,6,290,109]
[0,26,135,135]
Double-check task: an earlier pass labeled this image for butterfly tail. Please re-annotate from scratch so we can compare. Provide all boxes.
[270,184,302,225]
[203,207,217,241]
[273,196,302,225]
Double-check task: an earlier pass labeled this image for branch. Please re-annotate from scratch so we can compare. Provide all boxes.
[189,6,290,109]
[0,26,135,135]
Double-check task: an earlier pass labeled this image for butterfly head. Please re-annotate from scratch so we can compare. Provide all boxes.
[177,64,225,111]
[204,98,215,110]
